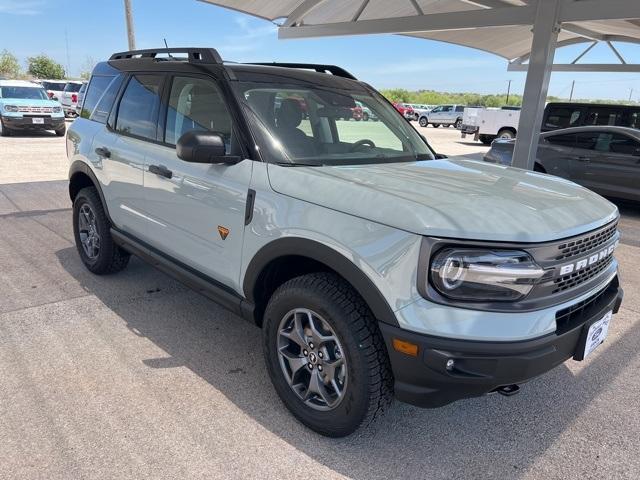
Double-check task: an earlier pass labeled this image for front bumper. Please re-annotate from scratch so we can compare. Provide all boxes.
[1,115,65,131]
[380,278,623,408]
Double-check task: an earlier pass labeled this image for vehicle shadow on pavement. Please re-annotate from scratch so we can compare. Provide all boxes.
[55,246,639,479]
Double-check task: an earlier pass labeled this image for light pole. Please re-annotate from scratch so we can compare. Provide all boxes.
[124,0,136,50]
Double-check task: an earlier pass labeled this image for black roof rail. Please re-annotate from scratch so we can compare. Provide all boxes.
[109,48,222,63]
[246,62,357,80]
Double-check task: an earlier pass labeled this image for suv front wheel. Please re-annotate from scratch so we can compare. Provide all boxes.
[73,187,130,274]
[263,272,393,437]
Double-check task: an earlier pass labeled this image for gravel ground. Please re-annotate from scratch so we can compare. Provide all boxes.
[0,127,638,480]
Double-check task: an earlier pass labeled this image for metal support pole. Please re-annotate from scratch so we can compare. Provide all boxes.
[512,0,560,170]
[124,0,136,50]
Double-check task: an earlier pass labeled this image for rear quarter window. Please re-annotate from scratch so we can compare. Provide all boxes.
[81,75,123,123]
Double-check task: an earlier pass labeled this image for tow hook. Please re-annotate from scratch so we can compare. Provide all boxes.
[496,384,520,397]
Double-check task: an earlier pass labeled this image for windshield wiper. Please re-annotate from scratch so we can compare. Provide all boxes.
[273,161,325,167]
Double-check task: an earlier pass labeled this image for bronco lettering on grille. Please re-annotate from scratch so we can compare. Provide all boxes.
[559,240,619,275]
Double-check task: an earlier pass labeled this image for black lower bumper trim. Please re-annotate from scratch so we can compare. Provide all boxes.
[380,279,623,408]
[2,116,65,130]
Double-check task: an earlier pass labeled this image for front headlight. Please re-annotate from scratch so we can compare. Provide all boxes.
[3,105,19,112]
[53,106,62,113]
[429,248,545,301]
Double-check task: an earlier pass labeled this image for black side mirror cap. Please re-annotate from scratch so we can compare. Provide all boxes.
[176,131,240,165]
[435,153,448,159]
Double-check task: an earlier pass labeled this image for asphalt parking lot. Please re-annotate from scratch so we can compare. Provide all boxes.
[1,124,639,479]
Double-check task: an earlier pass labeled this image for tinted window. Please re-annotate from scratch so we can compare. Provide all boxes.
[164,76,232,150]
[609,134,640,155]
[577,132,602,150]
[455,106,465,112]
[584,107,621,126]
[41,81,66,91]
[624,110,640,129]
[82,75,117,120]
[545,106,582,129]
[64,83,82,92]
[115,75,163,140]
[546,133,576,148]
[581,132,640,155]
[89,75,123,124]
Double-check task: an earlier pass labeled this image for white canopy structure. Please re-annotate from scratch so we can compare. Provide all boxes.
[199,0,640,169]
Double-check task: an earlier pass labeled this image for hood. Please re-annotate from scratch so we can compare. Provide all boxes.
[267,158,618,243]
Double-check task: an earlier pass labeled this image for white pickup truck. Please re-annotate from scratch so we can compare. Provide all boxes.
[461,107,521,144]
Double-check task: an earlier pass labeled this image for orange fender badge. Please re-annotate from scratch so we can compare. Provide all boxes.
[217,226,230,240]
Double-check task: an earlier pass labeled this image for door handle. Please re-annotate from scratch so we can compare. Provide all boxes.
[95,147,111,158]
[574,155,590,162]
[148,164,173,179]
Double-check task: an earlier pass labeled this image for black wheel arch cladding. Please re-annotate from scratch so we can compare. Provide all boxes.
[243,237,399,327]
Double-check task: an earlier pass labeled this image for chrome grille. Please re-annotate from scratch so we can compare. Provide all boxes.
[555,222,618,260]
[17,106,53,114]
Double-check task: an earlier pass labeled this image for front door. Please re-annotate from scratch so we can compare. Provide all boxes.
[142,74,253,291]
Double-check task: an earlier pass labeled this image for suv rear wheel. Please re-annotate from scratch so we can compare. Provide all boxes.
[73,187,130,274]
[454,118,462,129]
[419,116,428,127]
[263,272,393,437]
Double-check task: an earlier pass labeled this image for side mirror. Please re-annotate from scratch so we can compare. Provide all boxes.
[435,153,448,159]
[176,131,240,164]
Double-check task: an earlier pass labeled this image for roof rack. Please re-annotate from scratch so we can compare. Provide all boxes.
[109,48,222,63]
[247,62,357,80]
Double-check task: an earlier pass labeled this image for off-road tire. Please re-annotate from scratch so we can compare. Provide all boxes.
[73,187,130,275]
[263,272,394,437]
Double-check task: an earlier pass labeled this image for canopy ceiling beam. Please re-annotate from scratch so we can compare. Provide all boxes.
[508,63,640,72]
[282,0,327,27]
[279,5,537,38]
[561,23,607,41]
[559,0,640,23]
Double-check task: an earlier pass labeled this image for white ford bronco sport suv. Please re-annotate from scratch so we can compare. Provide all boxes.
[67,48,623,437]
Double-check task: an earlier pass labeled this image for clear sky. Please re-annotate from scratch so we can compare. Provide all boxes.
[1,0,639,101]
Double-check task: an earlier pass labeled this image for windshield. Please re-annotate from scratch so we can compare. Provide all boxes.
[233,81,433,166]
[1,87,49,100]
[64,83,83,92]
[41,81,66,91]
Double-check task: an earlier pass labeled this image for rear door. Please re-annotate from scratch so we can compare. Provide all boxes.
[571,131,640,200]
[93,73,163,240]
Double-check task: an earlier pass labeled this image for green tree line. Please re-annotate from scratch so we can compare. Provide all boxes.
[380,87,640,107]
[0,49,94,80]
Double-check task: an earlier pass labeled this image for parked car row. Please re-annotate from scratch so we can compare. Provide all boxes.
[483,125,640,202]
[34,79,86,117]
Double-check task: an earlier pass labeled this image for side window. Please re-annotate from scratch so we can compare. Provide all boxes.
[164,76,233,152]
[544,107,582,129]
[546,133,576,148]
[89,75,123,124]
[115,74,163,140]
[455,106,465,112]
[584,108,621,126]
[575,132,601,150]
[609,134,640,155]
[442,106,453,112]
[624,110,640,129]
[82,75,119,120]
